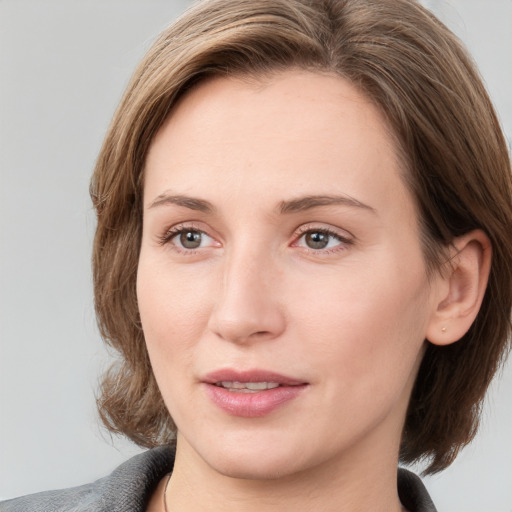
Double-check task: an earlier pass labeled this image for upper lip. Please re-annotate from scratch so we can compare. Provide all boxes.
[202,369,307,386]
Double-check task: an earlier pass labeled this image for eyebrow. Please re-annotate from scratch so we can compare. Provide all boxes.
[148,193,215,213]
[279,195,376,214]
[148,192,375,215]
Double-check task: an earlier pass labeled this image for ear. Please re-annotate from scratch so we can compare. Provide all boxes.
[426,230,492,346]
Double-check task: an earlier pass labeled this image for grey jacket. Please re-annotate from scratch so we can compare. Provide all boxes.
[1,446,437,512]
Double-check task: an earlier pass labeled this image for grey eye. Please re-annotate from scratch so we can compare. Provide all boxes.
[179,230,203,249]
[304,231,330,249]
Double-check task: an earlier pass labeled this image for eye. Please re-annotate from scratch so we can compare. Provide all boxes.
[176,230,205,249]
[159,225,218,251]
[294,227,352,252]
[303,231,334,250]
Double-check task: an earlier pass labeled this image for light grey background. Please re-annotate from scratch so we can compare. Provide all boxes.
[0,1,511,510]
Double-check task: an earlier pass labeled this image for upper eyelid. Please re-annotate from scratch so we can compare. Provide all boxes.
[159,225,221,253]
[156,221,354,246]
[291,225,356,254]
[167,222,203,234]
[157,223,206,246]
[294,223,354,239]
[163,221,209,238]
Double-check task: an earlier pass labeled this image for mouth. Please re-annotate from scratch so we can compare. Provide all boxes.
[213,381,282,393]
[203,369,307,388]
[202,369,308,417]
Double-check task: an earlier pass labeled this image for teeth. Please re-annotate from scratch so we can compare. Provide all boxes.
[216,381,280,392]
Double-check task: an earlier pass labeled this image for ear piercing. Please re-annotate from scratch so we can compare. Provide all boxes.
[441,326,447,333]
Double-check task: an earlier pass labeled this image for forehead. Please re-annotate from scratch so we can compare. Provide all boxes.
[150,70,397,159]
[144,70,411,220]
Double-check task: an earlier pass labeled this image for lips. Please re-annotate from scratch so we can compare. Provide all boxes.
[202,369,308,417]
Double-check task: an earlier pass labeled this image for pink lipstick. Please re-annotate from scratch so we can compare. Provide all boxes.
[202,370,308,418]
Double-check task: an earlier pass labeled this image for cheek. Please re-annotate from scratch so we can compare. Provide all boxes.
[136,259,216,423]
[136,256,214,368]
[290,258,431,395]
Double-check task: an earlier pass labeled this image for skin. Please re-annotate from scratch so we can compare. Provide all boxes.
[138,70,486,512]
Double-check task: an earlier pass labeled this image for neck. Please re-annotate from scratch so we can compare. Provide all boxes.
[164,435,405,512]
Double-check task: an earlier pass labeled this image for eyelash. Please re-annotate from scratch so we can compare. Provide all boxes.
[158,224,209,251]
[158,223,353,255]
[293,225,353,254]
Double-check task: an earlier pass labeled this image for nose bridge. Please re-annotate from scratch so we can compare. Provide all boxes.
[208,239,285,343]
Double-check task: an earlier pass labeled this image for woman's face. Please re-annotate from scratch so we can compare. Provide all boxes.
[138,71,441,480]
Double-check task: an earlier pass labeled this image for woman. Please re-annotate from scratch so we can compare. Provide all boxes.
[2,0,511,511]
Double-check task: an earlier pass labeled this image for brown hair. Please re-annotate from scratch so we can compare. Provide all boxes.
[91,0,512,474]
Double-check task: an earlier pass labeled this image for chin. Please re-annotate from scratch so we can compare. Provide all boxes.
[205,450,306,481]
[182,429,314,481]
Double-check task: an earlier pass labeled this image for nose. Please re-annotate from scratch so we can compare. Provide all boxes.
[207,248,286,344]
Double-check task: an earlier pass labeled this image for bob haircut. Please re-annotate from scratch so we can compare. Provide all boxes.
[91,0,512,474]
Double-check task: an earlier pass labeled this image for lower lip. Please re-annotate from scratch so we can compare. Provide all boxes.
[203,383,307,418]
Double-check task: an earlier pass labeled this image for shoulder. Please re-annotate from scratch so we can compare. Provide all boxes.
[0,446,174,512]
[398,467,437,512]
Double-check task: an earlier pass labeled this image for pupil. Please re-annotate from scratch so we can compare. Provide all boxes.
[180,231,202,249]
[306,231,329,249]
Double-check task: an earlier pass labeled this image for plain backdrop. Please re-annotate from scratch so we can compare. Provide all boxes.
[1,1,511,510]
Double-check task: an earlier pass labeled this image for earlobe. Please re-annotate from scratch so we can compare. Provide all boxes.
[426,230,492,346]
